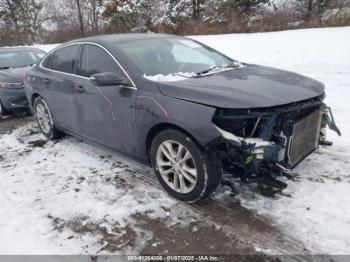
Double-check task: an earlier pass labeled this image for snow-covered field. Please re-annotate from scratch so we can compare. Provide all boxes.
[192,26,350,255]
[0,125,190,254]
[1,26,349,255]
[33,44,60,53]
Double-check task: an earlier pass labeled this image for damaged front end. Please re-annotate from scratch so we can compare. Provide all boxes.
[211,95,341,189]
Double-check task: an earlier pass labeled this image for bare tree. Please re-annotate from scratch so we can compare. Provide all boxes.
[0,0,44,45]
[75,0,85,36]
[85,0,104,32]
[192,0,205,19]
[293,0,338,24]
[91,0,98,31]
[41,0,105,42]
[1,0,350,45]
[215,0,270,31]
[103,0,153,32]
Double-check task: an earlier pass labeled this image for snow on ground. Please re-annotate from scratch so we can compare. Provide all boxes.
[1,26,349,255]
[0,125,200,254]
[192,26,350,254]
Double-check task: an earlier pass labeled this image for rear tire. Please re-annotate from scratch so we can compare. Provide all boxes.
[34,97,61,139]
[0,99,6,118]
[151,129,222,202]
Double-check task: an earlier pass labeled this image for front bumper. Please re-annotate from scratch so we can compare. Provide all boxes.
[214,127,288,178]
[0,88,28,111]
[212,103,340,179]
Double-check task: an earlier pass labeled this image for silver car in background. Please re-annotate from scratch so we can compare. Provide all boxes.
[0,47,45,117]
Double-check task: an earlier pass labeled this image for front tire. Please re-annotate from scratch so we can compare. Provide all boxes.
[34,97,61,139]
[151,129,222,202]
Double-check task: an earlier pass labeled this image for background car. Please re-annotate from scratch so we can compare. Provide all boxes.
[24,34,340,202]
[0,47,45,117]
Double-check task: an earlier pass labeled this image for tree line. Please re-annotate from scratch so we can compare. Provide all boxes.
[1,0,349,46]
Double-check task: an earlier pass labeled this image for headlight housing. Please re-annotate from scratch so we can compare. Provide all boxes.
[213,109,262,137]
[0,82,24,89]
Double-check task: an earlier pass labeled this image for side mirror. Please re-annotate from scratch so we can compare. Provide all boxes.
[90,72,130,86]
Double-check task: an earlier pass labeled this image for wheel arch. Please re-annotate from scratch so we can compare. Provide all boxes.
[145,122,203,163]
[31,93,41,106]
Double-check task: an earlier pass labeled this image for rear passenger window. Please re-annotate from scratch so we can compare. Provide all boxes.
[52,45,79,74]
[41,54,52,68]
[78,44,123,77]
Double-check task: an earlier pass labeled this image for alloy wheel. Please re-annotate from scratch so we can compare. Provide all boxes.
[156,140,198,194]
[36,103,51,134]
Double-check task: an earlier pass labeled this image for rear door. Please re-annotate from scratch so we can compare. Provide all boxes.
[74,43,137,152]
[45,44,81,132]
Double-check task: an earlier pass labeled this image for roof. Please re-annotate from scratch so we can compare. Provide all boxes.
[0,47,45,52]
[67,33,180,45]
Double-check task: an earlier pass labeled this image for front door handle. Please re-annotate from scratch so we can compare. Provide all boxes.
[73,85,85,93]
[43,78,51,84]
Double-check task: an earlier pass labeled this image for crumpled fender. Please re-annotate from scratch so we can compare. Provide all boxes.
[134,91,221,162]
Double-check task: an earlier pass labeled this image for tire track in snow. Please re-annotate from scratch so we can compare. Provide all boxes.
[1,119,319,256]
[101,155,320,257]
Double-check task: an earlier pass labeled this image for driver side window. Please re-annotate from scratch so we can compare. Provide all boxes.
[78,44,125,78]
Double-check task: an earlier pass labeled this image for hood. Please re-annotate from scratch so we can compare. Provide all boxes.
[157,64,325,109]
[0,67,31,83]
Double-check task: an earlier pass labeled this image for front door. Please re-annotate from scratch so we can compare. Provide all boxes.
[73,44,137,153]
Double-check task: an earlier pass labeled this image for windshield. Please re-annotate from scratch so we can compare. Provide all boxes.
[0,50,45,69]
[115,38,236,77]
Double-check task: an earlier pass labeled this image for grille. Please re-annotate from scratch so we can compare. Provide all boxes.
[288,110,322,167]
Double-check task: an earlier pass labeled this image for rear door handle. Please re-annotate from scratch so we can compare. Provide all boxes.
[73,85,85,93]
[43,78,51,84]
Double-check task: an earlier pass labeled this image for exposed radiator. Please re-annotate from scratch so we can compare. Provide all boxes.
[288,110,322,167]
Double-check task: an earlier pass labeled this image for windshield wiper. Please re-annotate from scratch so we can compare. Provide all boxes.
[195,63,239,77]
[0,66,10,70]
[17,63,35,68]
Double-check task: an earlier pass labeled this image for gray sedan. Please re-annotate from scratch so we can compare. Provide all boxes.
[24,34,340,202]
[0,47,45,117]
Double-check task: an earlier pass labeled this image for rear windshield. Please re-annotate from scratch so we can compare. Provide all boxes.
[0,50,45,69]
